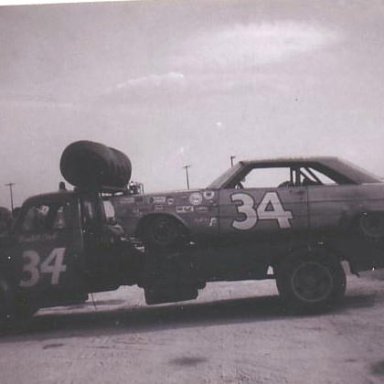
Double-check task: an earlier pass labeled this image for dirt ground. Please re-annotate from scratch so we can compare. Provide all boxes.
[1,271,384,384]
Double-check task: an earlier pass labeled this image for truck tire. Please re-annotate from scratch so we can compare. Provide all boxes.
[0,278,15,325]
[275,248,346,312]
[142,216,186,250]
[60,140,132,190]
[14,296,39,319]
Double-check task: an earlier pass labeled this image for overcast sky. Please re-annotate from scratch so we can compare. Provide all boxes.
[1,0,384,208]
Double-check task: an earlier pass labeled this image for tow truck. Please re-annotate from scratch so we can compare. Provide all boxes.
[0,141,383,324]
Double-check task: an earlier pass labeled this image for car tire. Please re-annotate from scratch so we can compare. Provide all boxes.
[358,212,384,240]
[275,248,346,313]
[143,215,186,251]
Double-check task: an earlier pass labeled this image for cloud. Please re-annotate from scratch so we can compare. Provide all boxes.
[96,71,188,105]
[0,93,76,109]
[114,72,186,91]
[175,22,340,71]
[99,22,340,104]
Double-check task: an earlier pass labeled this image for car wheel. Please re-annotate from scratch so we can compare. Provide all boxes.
[358,212,384,240]
[143,216,185,250]
[275,249,346,312]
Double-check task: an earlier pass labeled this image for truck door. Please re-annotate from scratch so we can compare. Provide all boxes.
[217,166,308,238]
[13,194,84,298]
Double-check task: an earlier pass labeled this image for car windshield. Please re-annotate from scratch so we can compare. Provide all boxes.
[207,163,243,189]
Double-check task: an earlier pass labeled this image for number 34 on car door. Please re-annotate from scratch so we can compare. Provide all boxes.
[218,189,308,234]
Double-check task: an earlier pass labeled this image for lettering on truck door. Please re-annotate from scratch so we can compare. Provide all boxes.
[13,197,83,292]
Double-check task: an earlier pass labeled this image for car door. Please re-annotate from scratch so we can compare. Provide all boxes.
[217,166,308,238]
[11,195,85,298]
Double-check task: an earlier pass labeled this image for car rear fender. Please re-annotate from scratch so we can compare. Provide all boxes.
[271,241,344,268]
[348,210,384,232]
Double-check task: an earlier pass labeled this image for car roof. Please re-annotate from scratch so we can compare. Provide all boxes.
[241,156,344,165]
[239,157,381,184]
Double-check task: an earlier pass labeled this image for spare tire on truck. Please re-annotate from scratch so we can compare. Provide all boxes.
[60,141,132,190]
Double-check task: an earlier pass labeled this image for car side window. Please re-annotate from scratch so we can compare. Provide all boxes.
[305,168,337,185]
[240,167,293,189]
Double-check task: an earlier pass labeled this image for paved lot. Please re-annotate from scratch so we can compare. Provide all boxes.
[1,272,384,384]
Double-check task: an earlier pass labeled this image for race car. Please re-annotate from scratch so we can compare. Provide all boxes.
[111,157,384,256]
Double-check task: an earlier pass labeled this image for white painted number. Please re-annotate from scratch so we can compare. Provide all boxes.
[20,247,67,288]
[256,192,292,229]
[20,250,40,288]
[40,248,67,285]
[231,192,293,230]
[231,193,257,230]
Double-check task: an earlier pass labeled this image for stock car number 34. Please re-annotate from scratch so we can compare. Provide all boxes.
[112,156,384,251]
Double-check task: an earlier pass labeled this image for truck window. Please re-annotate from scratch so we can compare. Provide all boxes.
[20,202,70,233]
[103,200,117,224]
[81,198,98,229]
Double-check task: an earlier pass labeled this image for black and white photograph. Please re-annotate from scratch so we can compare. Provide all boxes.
[1,0,384,383]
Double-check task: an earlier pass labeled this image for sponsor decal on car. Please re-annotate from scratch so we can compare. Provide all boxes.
[167,197,175,205]
[196,206,209,213]
[176,206,194,214]
[151,196,167,204]
[122,196,135,204]
[203,191,215,200]
[193,217,211,225]
[209,217,218,227]
[154,205,164,211]
[189,192,203,206]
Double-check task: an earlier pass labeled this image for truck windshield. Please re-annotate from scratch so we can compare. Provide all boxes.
[20,202,70,233]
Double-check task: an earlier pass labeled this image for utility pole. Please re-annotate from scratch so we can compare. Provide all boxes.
[230,155,236,167]
[5,182,15,211]
[183,165,191,189]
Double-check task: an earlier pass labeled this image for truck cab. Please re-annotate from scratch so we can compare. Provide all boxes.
[0,189,141,321]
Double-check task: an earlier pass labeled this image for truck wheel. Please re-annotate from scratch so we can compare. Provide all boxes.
[275,249,346,312]
[0,278,15,325]
[14,296,39,319]
[143,216,185,250]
